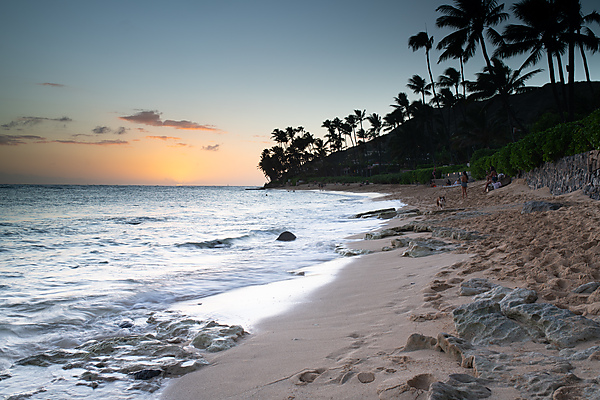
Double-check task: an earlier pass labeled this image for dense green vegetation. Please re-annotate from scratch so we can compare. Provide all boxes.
[471,108,600,179]
[258,0,600,186]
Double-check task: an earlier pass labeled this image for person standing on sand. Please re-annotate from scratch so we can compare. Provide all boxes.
[461,171,468,198]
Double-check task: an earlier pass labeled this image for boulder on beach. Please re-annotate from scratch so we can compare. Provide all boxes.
[276,231,296,241]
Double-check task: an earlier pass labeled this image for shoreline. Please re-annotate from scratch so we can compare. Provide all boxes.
[163,180,600,399]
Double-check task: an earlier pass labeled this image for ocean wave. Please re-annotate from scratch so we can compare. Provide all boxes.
[177,236,249,249]
[111,216,167,225]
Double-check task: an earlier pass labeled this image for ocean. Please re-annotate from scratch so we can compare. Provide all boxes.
[0,185,403,399]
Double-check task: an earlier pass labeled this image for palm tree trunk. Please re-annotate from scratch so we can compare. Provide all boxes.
[426,51,440,109]
[579,42,595,96]
[555,53,568,115]
[568,31,576,121]
[479,34,493,71]
[547,52,566,122]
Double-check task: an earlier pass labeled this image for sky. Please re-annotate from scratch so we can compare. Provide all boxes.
[1,0,599,186]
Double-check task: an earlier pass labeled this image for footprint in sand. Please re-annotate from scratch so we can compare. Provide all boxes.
[295,368,326,384]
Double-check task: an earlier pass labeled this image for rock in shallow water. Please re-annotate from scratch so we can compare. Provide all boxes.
[276,231,296,241]
[132,369,162,380]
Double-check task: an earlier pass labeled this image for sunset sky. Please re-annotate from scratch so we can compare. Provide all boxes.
[1,0,599,186]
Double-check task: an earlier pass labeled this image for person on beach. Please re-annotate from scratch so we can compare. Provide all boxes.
[461,171,468,198]
[484,166,498,192]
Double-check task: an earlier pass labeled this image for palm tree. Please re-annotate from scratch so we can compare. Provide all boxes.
[438,67,462,96]
[367,113,384,166]
[407,74,432,103]
[390,92,411,119]
[344,114,358,147]
[436,0,509,71]
[467,57,541,139]
[322,119,342,153]
[555,0,600,118]
[353,109,366,141]
[409,31,439,107]
[437,40,469,97]
[384,108,405,131]
[498,0,567,119]
[270,128,289,149]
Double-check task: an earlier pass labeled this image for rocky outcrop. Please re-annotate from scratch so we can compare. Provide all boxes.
[353,208,398,219]
[521,201,563,214]
[402,279,600,398]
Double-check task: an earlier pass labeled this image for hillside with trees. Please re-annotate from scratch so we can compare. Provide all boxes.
[258,0,600,186]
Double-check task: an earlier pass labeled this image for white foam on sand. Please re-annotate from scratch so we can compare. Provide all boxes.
[170,257,356,332]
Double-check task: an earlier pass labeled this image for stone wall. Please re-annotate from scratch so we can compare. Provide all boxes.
[523,150,600,200]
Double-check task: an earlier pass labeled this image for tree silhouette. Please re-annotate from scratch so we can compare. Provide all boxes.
[498,0,567,119]
[409,31,439,107]
[436,0,509,71]
[407,75,432,103]
[467,57,541,139]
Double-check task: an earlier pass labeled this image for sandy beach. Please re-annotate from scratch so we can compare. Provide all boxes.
[163,179,600,399]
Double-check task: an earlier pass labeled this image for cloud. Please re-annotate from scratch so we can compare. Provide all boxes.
[202,144,220,151]
[92,126,111,134]
[0,134,46,146]
[38,82,65,87]
[115,127,128,135]
[55,139,128,146]
[146,135,181,141]
[1,116,72,130]
[119,110,219,132]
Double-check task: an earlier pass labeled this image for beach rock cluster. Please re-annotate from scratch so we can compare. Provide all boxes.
[403,278,600,398]
[12,312,246,393]
[365,220,481,244]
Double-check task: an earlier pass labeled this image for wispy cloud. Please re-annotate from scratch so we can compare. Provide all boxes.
[55,139,128,146]
[38,82,65,87]
[92,126,111,134]
[0,134,47,146]
[202,144,220,151]
[146,135,181,141]
[120,110,219,132]
[1,116,72,130]
[91,126,128,135]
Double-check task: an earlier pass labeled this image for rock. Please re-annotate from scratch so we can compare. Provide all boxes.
[435,333,475,367]
[452,300,531,345]
[521,201,563,214]
[118,320,134,329]
[276,231,296,241]
[514,371,582,398]
[473,285,513,302]
[572,282,600,294]
[459,278,498,297]
[353,208,396,219]
[498,287,538,310]
[390,238,411,248]
[401,239,454,258]
[396,208,421,215]
[402,242,434,258]
[365,229,402,240]
[163,360,207,376]
[132,369,162,380]
[191,324,246,352]
[429,374,492,400]
[403,333,437,352]
[503,303,600,348]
